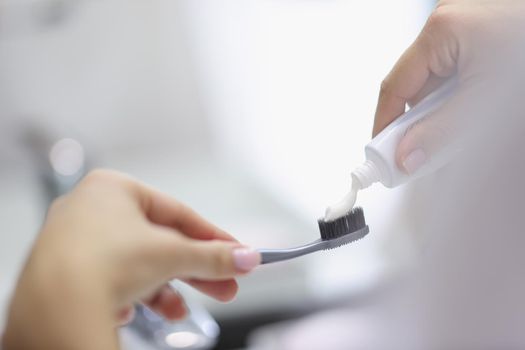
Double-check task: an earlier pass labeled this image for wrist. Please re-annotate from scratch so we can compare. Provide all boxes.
[3,245,118,350]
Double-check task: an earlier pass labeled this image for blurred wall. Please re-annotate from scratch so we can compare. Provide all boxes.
[0,0,210,175]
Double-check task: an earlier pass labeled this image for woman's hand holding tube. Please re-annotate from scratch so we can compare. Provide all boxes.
[2,169,261,350]
[373,0,525,174]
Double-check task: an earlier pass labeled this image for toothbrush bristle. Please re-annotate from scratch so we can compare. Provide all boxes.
[318,207,366,240]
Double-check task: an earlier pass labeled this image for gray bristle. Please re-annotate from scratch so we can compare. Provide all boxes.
[318,207,366,240]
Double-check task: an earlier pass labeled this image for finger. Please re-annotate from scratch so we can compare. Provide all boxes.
[116,305,136,326]
[80,170,237,242]
[373,40,431,137]
[407,74,449,108]
[144,285,187,321]
[135,186,236,242]
[169,238,261,280]
[184,278,239,302]
[395,88,468,174]
[373,11,459,137]
[132,226,254,286]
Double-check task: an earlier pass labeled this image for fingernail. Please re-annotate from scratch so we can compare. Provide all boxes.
[233,248,261,271]
[402,149,426,174]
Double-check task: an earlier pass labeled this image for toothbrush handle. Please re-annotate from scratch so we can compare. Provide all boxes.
[257,241,324,264]
[257,226,369,264]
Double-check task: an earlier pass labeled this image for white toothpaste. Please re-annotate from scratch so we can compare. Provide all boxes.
[324,179,360,222]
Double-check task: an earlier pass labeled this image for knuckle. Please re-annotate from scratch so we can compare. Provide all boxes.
[420,8,462,75]
[210,244,233,277]
[379,78,394,97]
[81,169,134,189]
[48,195,67,214]
[425,8,459,35]
[427,9,450,30]
[82,168,114,184]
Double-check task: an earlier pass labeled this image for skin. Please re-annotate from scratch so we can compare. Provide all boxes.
[373,0,525,173]
[2,169,259,350]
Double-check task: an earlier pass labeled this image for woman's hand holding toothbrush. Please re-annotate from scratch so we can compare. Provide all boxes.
[2,169,261,350]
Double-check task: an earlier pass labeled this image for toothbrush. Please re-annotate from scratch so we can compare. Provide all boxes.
[257,207,369,264]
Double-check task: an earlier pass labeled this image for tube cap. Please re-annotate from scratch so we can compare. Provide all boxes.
[351,160,380,189]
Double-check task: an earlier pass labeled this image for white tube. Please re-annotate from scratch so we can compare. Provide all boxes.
[324,79,457,222]
[353,78,457,189]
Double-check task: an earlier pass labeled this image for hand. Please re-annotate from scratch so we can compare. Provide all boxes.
[373,0,525,174]
[2,170,261,350]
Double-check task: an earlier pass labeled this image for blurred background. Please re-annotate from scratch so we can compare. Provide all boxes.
[0,0,435,349]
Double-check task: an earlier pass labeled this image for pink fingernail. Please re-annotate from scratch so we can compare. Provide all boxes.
[402,149,426,174]
[233,248,261,271]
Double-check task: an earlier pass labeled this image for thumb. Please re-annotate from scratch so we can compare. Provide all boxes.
[395,88,468,175]
[170,238,261,280]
